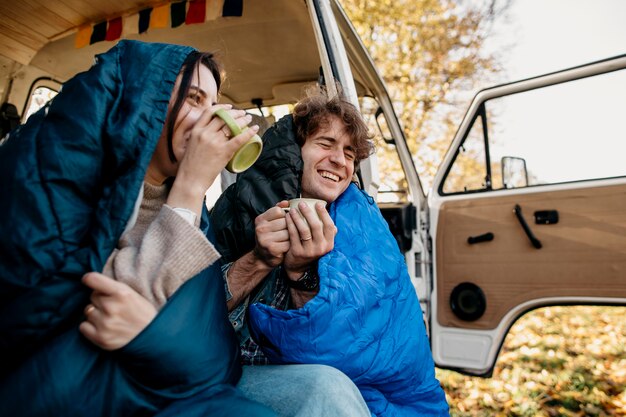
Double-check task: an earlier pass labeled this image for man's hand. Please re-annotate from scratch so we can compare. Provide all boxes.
[79,272,157,351]
[283,201,337,280]
[253,201,291,268]
[224,202,291,311]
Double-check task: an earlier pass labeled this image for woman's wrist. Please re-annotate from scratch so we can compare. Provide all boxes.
[170,207,198,226]
[166,177,205,217]
[175,164,219,195]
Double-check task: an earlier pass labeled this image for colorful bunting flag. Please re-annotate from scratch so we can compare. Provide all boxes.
[90,21,107,44]
[75,0,245,48]
[186,0,206,24]
[105,17,122,41]
[138,8,153,33]
[123,13,140,37]
[223,0,243,17]
[151,4,170,28]
[207,0,225,20]
[171,1,187,27]
[75,25,92,49]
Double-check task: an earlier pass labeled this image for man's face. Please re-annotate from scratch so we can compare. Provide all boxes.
[300,115,356,203]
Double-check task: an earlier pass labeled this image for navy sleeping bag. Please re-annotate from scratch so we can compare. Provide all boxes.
[0,40,273,417]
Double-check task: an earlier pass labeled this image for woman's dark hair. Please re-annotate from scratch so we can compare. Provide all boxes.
[292,85,374,166]
[166,51,222,162]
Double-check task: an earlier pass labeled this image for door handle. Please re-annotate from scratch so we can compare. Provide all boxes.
[467,232,494,244]
[534,210,559,225]
[513,204,542,249]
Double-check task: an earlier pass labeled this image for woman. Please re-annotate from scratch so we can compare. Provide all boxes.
[0,40,273,417]
[80,46,256,349]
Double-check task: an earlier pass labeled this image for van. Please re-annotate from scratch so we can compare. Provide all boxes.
[1,0,624,377]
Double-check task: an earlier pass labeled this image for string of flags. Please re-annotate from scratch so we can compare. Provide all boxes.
[75,0,243,48]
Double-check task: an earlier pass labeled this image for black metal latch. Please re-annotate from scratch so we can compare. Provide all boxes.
[514,204,542,249]
[534,210,559,225]
[467,232,494,245]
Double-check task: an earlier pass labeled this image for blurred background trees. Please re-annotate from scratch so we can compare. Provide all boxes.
[339,0,508,192]
[338,2,626,416]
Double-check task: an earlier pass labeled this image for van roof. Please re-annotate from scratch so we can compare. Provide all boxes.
[0,0,323,108]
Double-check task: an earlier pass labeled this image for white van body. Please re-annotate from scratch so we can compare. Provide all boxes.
[1,0,624,376]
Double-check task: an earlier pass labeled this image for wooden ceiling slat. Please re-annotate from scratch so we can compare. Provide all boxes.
[34,0,87,27]
[0,32,37,66]
[24,0,78,34]
[58,0,113,21]
[0,0,175,65]
[99,0,153,17]
[0,20,48,47]
[59,0,158,22]
[0,2,68,39]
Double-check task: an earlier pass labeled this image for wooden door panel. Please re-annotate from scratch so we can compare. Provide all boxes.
[436,183,626,330]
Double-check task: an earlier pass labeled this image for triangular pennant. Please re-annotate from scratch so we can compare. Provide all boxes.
[105,17,122,41]
[222,0,242,17]
[123,13,139,36]
[139,8,153,33]
[207,0,224,20]
[75,25,92,49]
[186,0,206,24]
[171,1,187,27]
[90,21,107,44]
[151,4,170,28]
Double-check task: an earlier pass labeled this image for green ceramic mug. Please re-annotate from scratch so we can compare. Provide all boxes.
[214,108,263,173]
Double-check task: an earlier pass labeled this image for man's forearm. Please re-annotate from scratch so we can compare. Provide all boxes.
[226,251,274,311]
[290,287,318,309]
[284,266,320,309]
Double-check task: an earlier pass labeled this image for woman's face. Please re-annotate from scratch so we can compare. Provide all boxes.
[146,63,218,184]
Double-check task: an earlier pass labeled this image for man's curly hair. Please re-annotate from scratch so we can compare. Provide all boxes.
[292,85,375,166]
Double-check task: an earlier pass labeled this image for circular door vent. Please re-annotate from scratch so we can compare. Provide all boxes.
[450,282,486,321]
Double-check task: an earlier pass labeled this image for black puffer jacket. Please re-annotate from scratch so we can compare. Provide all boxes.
[211,115,303,262]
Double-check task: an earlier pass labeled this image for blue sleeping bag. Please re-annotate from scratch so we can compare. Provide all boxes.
[0,40,273,417]
[249,184,449,416]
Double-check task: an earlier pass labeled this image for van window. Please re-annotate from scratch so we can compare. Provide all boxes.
[442,113,488,193]
[359,97,409,203]
[24,86,58,121]
[441,68,626,194]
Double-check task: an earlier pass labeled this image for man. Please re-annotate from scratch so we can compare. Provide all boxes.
[212,88,373,417]
[211,87,450,416]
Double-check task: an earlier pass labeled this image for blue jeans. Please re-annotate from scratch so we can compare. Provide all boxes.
[237,365,371,417]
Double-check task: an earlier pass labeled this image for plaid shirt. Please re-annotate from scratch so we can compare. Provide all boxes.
[222,262,290,365]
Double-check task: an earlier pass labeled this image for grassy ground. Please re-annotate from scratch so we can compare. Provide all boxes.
[436,306,626,416]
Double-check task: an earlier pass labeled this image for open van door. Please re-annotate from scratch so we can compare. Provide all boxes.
[428,55,626,376]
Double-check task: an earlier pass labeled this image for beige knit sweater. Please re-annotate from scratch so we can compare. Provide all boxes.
[103,182,220,308]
